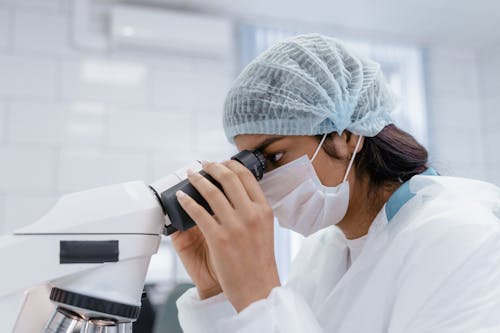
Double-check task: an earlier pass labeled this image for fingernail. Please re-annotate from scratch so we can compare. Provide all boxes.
[201,160,210,167]
[186,168,195,176]
[176,190,187,200]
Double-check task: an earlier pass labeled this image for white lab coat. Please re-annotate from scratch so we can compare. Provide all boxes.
[176,174,500,332]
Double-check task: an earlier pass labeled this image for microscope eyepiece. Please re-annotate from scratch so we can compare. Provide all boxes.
[230,150,266,180]
[159,149,268,235]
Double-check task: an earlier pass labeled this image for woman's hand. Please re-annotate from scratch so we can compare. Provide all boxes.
[175,160,280,312]
[170,224,222,299]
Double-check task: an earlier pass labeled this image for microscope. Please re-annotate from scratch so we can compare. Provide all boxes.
[0,150,265,333]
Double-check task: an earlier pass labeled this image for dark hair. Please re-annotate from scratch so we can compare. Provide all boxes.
[319,124,429,192]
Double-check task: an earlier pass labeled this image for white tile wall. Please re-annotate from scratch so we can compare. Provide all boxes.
[151,58,196,110]
[0,146,56,192]
[428,96,484,174]
[13,9,72,55]
[58,149,151,193]
[0,100,6,141]
[61,58,151,105]
[106,108,192,151]
[0,54,58,99]
[431,129,483,163]
[0,1,235,242]
[477,44,500,186]
[481,98,500,133]
[484,129,500,168]
[0,9,10,49]
[194,114,237,160]
[426,48,479,98]
[8,101,104,145]
[0,0,62,11]
[477,45,500,99]
[425,47,486,180]
[0,196,4,233]
[430,97,482,130]
[426,43,500,186]
[152,58,231,112]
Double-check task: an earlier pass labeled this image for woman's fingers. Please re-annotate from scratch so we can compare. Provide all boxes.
[186,168,234,222]
[222,160,268,204]
[201,161,252,208]
[175,190,218,237]
[177,161,279,313]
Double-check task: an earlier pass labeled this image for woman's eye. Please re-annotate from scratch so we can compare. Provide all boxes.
[267,152,284,163]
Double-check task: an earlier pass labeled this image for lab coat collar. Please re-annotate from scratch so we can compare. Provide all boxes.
[317,167,439,313]
[385,167,438,222]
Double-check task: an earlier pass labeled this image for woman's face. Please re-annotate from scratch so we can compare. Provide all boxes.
[234,134,354,188]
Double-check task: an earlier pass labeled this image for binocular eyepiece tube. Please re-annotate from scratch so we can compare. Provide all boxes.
[157,150,266,235]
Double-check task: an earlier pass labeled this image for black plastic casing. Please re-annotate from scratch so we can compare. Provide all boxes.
[161,150,266,235]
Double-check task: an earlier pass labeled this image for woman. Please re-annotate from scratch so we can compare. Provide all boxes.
[170,34,500,332]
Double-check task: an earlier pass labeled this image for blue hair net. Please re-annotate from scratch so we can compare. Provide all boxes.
[223,33,395,143]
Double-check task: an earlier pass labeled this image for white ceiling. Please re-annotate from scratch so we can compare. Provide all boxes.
[123,0,500,49]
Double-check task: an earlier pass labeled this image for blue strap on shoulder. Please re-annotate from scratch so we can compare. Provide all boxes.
[385,168,438,222]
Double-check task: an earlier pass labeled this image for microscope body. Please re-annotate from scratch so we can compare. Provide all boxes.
[0,162,201,333]
[0,150,264,332]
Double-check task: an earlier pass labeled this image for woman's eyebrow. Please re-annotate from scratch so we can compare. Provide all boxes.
[253,137,285,152]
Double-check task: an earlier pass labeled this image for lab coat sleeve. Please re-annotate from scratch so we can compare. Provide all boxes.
[398,224,500,333]
[177,285,324,333]
[215,285,324,333]
[177,227,343,333]
[213,228,347,333]
[176,287,237,333]
[214,227,343,333]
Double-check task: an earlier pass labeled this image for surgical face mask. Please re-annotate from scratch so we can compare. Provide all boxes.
[259,134,363,237]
